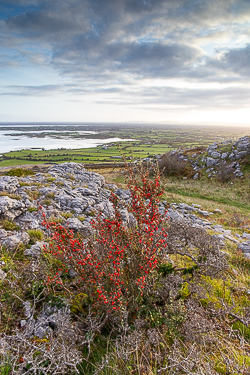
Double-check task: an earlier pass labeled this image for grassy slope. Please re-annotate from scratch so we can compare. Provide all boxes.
[1,166,250,374]
[1,128,250,374]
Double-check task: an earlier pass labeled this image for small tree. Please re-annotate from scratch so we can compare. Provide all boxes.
[158,152,190,176]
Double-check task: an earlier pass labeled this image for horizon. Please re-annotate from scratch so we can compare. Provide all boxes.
[1,1,250,127]
[0,122,250,129]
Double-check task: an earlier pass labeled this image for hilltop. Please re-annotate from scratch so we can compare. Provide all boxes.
[0,136,250,374]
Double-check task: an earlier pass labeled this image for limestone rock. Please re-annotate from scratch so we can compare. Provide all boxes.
[119,208,130,227]
[198,210,209,217]
[2,232,30,250]
[0,176,19,193]
[242,232,250,240]
[224,234,239,243]
[24,241,46,258]
[17,211,40,229]
[221,152,228,159]
[235,151,248,159]
[238,241,250,253]
[210,151,221,158]
[0,229,7,238]
[0,196,25,220]
[0,268,6,280]
[65,217,84,231]
[206,157,218,167]
[213,209,222,214]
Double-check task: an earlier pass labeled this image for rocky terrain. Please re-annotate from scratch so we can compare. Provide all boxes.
[0,151,250,373]
[169,135,250,179]
[0,161,249,273]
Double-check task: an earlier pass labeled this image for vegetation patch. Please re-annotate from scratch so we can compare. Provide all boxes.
[27,229,43,244]
[0,219,20,231]
[6,168,34,177]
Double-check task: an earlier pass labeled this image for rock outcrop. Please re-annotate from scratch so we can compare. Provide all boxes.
[0,161,249,260]
[166,135,250,179]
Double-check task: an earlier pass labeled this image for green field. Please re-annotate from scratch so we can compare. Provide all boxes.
[0,143,174,167]
[0,124,248,167]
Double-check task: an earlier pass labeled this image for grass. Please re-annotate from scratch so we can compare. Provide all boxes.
[27,207,38,212]
[103,168,250,213]
[0,127,249,374]
[6,168,34,177]
[0,125,248,168]
[164,176,250,211]
[40,198,52,206]
[0,220,20,231]
[47,177,56,183]
[27,229,43,244]
[61,212,73,219]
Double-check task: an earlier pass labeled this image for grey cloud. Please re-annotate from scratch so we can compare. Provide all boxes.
[118,42,201,73]
[220,44,250,76]
[200,44,250,80]
[1,0,250,103]
[1,84,63,96]
[52,40,202,81]
[103,85,250,110]
[2,0,40,5]
[168,0,250,25]
[0,83,124,96]
[2,79,250,113]
[6,5,89,38]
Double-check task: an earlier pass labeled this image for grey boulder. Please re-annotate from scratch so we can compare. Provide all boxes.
[242,232,250,240]
[0,176,19,193]
[238,241,250,253]
[24,241,46,258]
[2,232,30,250]
[0,196,25,220]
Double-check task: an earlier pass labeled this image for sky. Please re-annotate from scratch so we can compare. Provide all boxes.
[0,0,250,126]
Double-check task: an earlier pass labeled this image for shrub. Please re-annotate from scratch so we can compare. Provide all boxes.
[222,210,250,228]
[158,151,191,177]
[0,309,82,375]
[216,160,235,183]
[42,164,228,321]
[42,165,168,313]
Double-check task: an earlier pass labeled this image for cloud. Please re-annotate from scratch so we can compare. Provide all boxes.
[219,44,250,76]
[3,81,249,114]
[1,0,250,115]
[55,39,202,79]
[1,84,64,96]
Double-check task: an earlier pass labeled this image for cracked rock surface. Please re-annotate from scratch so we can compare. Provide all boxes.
[0,162,249,261]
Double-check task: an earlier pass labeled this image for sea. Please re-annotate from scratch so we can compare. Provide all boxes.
[0,123,133,153]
